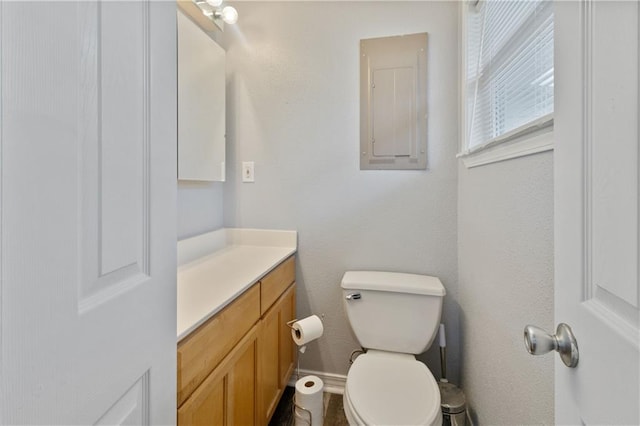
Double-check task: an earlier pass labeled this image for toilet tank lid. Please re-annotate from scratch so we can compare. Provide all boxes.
[341,271,445,296]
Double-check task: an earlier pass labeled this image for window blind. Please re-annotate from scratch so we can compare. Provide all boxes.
[465,0,554,150]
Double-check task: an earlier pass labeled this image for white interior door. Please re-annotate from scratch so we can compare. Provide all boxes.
[555,0,640,423]
[0,1,177,424]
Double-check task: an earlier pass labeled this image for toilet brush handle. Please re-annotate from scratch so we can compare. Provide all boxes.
[439,323,447,381]
[440,346,447,381]
[439,323,446,347]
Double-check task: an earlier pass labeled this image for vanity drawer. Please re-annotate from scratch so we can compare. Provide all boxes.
[260,255,295,315]
[177,283,260,407]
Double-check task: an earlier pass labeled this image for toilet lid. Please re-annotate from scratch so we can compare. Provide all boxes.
[346,351,441,426]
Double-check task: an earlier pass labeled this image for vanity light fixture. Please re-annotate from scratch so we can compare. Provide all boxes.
[193,0,238,29]
[215,6,238,25]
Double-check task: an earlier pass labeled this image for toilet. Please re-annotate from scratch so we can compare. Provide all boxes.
[341,271,446,426]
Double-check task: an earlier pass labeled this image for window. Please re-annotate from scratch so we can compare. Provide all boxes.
[460,0,554,166]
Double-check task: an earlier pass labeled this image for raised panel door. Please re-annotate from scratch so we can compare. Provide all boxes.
[0,1,176,423]
[555,1,640,423]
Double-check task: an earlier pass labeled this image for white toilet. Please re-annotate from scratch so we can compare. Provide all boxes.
[341,271,446,426]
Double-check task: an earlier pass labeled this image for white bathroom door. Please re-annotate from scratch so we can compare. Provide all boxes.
[554,1,640,424]
[0,1,177,424]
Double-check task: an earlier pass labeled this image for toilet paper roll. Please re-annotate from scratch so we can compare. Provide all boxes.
[294,375,324,426]
[291,315,324,346]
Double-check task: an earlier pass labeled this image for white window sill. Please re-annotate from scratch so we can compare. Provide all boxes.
[457,119,554,168]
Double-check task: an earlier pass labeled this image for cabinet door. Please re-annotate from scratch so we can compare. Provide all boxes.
[279,285,296,388]
[177,373,225,426]
[257,303,280,425]
[179,326,258,426]
[228,339,256,426]
[257,283,297,426]
[177,9,226,181]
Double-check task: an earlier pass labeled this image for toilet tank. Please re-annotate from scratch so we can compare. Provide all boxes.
[341,271,446,355]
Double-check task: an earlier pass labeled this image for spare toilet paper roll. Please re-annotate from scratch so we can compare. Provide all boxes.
[291,315,324,346]
[294,375,324,426]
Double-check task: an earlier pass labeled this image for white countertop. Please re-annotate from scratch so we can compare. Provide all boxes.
[177,228,297,341]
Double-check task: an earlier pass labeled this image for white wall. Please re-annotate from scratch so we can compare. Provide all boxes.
[458,152,554,424]
[223,1,460,379]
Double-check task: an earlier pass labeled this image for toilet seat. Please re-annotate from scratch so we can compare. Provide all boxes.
[344,350,442,426]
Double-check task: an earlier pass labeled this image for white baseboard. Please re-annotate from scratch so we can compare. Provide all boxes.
[287,369,347,395]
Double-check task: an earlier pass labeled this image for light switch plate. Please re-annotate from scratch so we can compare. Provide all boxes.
[242,161,255,182]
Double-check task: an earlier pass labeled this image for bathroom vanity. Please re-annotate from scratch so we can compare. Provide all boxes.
[176,229,297,425]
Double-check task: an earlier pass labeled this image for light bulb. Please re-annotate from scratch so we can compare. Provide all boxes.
[220,6,238,25]
[205,0,223,7]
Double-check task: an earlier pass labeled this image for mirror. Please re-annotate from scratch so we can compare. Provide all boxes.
[177,10,226,182]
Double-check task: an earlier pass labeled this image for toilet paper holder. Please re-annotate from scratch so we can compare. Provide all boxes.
[288,315,325,425]
[287,314,325,344]
[292,400,313,426]
[286,318,298,331]
[292,376,324,426]
[286,313,325,331]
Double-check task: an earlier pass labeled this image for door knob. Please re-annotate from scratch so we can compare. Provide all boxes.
[524,323,579,368]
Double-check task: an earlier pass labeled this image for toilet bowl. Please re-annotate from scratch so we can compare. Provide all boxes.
[341,271,446,426]
[342,351,442,426]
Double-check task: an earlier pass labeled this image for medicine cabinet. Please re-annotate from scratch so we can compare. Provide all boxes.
[177,10,226,181]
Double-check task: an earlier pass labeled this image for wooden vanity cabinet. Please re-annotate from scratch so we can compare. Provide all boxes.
[178,326,258,426]
[177,255,296,426]
[177,284,260,408]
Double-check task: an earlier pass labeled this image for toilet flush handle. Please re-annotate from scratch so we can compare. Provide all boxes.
[345,292,361,301]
